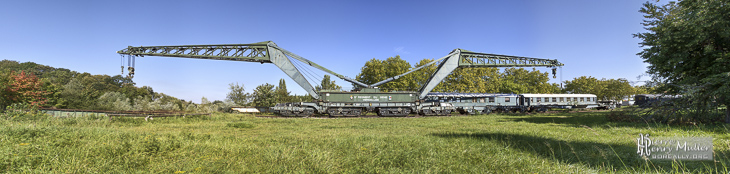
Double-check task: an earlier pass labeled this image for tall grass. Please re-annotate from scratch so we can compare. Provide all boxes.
[0,111,728,173]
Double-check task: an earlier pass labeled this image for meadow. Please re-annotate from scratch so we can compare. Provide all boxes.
[1,110,729,173]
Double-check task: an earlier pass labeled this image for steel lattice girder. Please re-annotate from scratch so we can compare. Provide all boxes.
[116,42,272,63]
[458,49,563,67]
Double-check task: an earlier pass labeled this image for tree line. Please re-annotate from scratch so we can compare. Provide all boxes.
[353,55,646,99]
[1,55,650,112]
[0,60,193,112]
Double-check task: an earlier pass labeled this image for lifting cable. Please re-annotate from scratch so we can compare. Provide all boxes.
[560,66,563,89]
[288,55,322,85]
[120,54,124,75]
[289,57,312,81]
[125,55,136,79]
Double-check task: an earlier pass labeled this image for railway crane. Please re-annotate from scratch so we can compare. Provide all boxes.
[117,41,563,117]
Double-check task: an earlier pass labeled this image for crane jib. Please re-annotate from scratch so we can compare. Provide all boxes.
[117,41,563,99]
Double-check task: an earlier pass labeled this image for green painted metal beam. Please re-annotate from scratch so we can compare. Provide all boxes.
[116,41,272,63]
[417,49,564,99]
[457,49,563,67]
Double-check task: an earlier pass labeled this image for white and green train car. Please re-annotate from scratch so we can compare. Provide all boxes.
[518,94,599,111]
[425,93,523,114]
[425,93,601,114]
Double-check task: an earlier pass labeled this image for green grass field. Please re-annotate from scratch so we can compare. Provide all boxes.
[1,111,729,173]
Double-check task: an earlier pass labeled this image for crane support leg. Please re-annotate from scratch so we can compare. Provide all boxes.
[269,49,320,99]
[418,50,462,99]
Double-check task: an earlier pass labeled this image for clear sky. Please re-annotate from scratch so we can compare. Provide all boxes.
[0,0,657,103]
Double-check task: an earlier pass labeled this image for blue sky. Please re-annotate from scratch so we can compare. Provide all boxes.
[0,0,656,103]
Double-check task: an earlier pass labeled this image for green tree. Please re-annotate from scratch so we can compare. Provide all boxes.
[252,83,277,107]
[633,84,655,95]
[59,78,87,109]
[410,59,441,91]
[226,82,251,106]
[602,78,635,101]
[315,75,342,91]
[291,94,315,102]
[635,0,730,123]
[97,91,132,111]
[500,68,559,94]
[355,56,413,91]
[275,79,291,103]
[563,76,604,95]
[564,76,635,100]
[0,71,10,110]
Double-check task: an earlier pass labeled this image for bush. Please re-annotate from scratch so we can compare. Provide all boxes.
[0,103,49,121]
[226,121,255,128]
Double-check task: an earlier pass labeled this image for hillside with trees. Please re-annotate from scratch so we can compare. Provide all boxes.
[0,60,188,111]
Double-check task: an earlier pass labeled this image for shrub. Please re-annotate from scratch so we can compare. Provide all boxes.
[0,103,49,121]
[226,121,255,128]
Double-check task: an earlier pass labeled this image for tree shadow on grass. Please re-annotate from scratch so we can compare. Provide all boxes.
[498,112,610,127]
[431,132,728,173]
[498,111,730,135]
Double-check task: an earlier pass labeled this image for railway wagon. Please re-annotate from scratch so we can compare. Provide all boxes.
[518,94,599,112]
[634,94,683,107]
[273,88,454,117]
[425,93,523,114]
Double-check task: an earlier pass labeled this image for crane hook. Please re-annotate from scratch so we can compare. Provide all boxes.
[552,68,557,79]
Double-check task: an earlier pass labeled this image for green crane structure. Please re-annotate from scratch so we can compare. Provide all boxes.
[117,41,564,116]
[117,41,562,99]
[117,41,368,100]
[369,48,563,99]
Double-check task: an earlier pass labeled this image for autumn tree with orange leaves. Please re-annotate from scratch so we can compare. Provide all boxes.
[0,71,50,109]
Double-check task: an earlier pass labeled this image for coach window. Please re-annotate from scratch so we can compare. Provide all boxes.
[552,97,556,102]
[489,97,495,103]
[545,97,550,102]
[580,97,584,102]
[505,97,511,102]
[536,97,541,102]
[573,97,577,102]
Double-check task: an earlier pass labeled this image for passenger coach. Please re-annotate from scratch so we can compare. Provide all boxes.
[518,94,599,111]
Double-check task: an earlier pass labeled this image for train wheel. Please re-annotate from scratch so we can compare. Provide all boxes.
[483,109,492,115]
[295,109,314,117]
[440,110,450,116]
[327,109,339,117]
[378,109,388,116]
[422,109,433,116]
[351,109,362,117]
